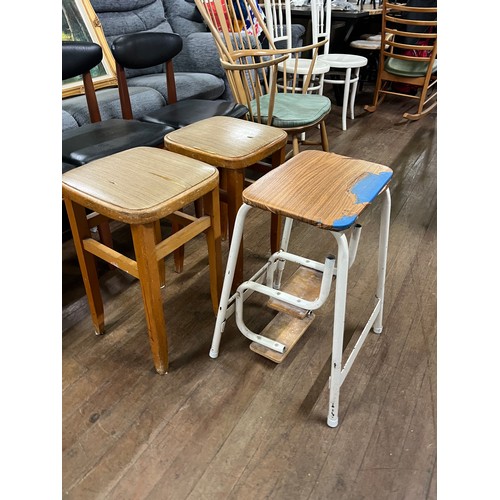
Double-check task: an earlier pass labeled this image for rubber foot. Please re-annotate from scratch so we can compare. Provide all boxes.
[327,416,339,428]
[209,349,219,359]
[373,327,383,334]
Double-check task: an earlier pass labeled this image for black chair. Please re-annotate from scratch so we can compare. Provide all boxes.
[62,41,174,167]
[110,32,248,129]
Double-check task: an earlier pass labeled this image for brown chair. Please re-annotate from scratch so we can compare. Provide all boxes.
[110,32,249,129]
[364,0,437,120]
[62,147,223,374]
[194,0,331,157]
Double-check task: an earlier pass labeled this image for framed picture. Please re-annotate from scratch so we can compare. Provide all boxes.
[62,0,117,98]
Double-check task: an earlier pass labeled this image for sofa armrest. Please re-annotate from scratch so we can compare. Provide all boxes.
[173,32,225,79]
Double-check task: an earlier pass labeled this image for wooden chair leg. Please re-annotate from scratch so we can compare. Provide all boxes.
[171,215,184,274]
[64,198,104,334]
[270,146,286,253]
[219,168,229,241]
[202,187,223,314]
[131,222,169,375]
[320,120,329,153]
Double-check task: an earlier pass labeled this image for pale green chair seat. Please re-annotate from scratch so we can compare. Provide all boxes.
[385,57,437,78]
[250,93,331,128]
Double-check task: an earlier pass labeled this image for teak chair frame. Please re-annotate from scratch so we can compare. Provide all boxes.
[365,1,437,120]
[194,0,330,156]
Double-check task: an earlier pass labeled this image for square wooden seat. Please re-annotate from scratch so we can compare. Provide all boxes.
[62,147,223,374]
[165,116,288,286]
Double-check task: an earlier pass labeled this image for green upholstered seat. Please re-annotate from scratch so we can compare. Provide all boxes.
[385,57,437,78]
[250,93,331,128]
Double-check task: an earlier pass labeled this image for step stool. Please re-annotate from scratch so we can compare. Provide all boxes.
[210,150,392,427]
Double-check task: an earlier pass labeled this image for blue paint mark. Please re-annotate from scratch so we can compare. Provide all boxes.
[332,214,357,230]
[351,171,393,204]
[332,171,392,230]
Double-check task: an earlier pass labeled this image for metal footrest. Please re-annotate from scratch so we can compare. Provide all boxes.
[267,266,325,319]
[250,311,315,363]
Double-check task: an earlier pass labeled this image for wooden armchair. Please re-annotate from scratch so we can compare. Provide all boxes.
[194,0,332,156]
[364,0,437,120]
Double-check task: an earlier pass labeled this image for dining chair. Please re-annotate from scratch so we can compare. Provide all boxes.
[62,41,175,252]
[194,0,331,157]
[364,0,437,120]
[263,0,330,95]
[110,32,249,129]
[310,0,367,131]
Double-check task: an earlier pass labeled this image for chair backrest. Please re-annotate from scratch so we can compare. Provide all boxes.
[62,41,103,123]
[111,32,184,119]
[379,0,437,76]
[263,0,293,50]
[310,0,332,55]
[194,0,325,126]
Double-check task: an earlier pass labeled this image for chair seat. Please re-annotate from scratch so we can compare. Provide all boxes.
[139,99,248,128]
[385,57,438,78]
[250,93,331,128]
[62,119,174,166]
[318,53,368,69]
[62,147,219,224]
[242,150,393,231]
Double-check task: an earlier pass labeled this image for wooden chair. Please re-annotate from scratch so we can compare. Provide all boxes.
[110,32,249,128]
[194,0,331,157]
[263,0,330,95]
[210,149,393,427]
[364,0,437,120]
[310,0,368,131]
[62,147,223,375]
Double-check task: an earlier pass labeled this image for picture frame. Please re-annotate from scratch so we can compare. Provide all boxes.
[62,0,117,98]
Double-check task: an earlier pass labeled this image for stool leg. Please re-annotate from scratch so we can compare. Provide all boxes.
[270,147,286,254]
[131,223,168,375]
[226,169,245,289]
[327,231,349,428]
[210,203,252,359]
[203,187,223,315]
[349,67,361,120]
[154,220,166,288]
[373,188,391,334]
[64,198,104,335]
[320,120,329,152]
[341,68,352,131]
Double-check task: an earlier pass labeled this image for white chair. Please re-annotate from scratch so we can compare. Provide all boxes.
[263,0,330,95]
[311,0,367,131]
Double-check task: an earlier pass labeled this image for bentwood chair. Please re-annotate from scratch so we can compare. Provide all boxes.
[310,0,367,131]
[364,0,437,120]
[110,32,248,129]
[263,0,330,95]
[194,0,331,157]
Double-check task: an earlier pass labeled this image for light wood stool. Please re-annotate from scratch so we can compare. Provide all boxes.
[62,147,223,374]
[164,116,288,287]
[211,150,393,427]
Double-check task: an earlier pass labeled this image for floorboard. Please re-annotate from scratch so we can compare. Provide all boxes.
[62,85,437,499]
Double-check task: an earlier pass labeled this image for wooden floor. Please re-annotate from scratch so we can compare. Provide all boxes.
[62,87,437,499]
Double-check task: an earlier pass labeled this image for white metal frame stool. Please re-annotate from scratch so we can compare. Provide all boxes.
[210,150,393,427]
[311,0,367,130]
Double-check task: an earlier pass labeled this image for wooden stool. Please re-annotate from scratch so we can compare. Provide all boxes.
[164,116,288,287]
[210,150,393,427]
[62,147,223,375]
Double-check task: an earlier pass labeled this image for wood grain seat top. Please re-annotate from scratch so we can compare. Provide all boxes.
[62,147,219,224]
[242,150,393,231]
[164,116,288,169]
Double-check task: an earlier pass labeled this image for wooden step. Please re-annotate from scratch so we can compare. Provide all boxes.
[267,265,324,319]
[249,311,315,363]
